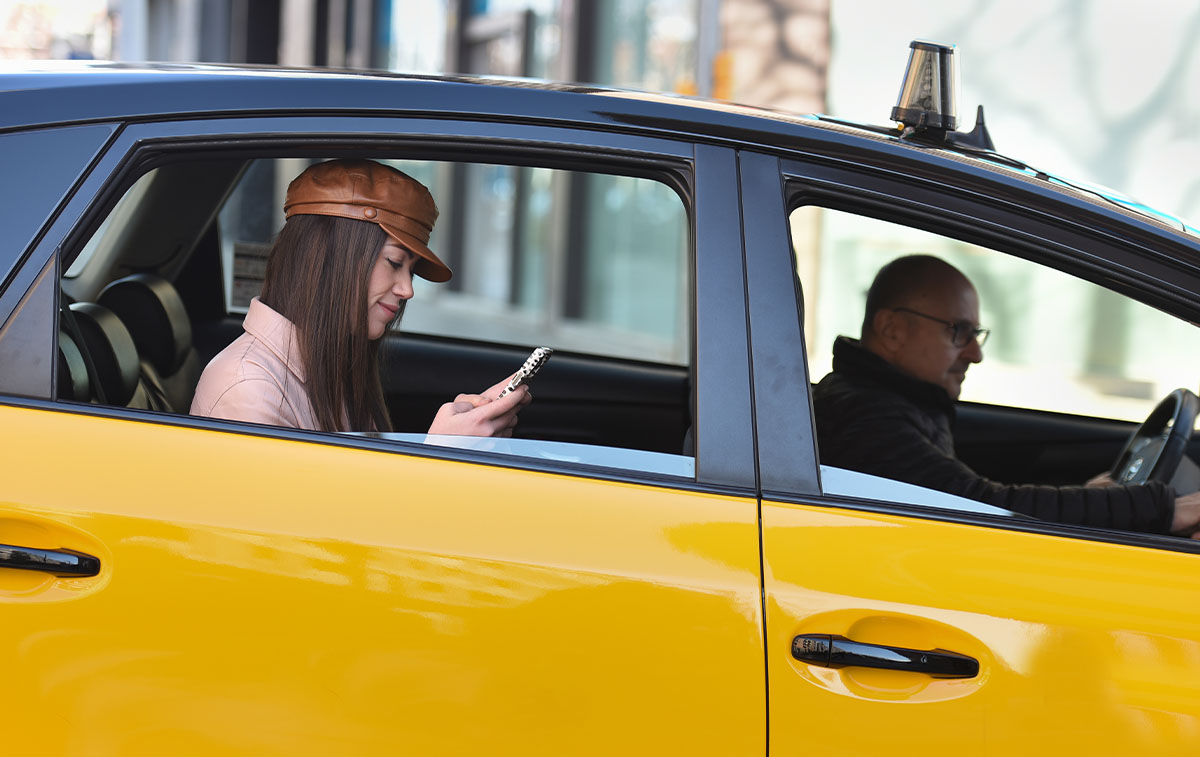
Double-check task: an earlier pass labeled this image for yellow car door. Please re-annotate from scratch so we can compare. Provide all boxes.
[760,499,1200,755]
[0,133,765,753]
[0,405,763,754]
[739,150,1200,754]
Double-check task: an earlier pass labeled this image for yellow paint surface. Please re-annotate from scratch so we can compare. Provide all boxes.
[764,501,1200,755]
[1,406,765,754]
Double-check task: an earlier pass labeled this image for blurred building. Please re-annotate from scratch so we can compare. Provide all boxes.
[1,0,109,58]
[100,0,828,111]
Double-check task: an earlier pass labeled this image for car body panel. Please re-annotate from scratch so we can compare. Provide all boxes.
[0,123,116,286]
[763,500,1200,755]
[1,404,764,753]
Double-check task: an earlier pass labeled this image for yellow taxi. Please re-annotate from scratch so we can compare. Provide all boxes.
[1,45,1198,753]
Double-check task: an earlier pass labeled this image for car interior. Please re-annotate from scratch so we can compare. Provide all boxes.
[55,154,694,464]
[790,204,1200,493]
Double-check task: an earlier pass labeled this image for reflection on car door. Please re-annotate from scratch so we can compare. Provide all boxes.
[762,502,1200,754]
[1,404,763,753]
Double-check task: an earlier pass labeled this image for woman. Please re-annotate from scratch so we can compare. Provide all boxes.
[191,158,529,436]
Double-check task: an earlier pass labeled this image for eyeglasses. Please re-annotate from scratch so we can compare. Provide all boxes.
[893,307,990,348]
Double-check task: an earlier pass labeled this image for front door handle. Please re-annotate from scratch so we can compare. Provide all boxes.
[0,543,101,577]
[792,634,979,679]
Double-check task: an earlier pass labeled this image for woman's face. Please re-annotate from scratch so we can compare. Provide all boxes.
[366,239,416,340]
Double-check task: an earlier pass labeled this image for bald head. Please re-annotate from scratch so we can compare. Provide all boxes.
[861,255,973,340]
[860,255,984,399]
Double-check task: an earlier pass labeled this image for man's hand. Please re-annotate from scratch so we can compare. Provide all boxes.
[426,372,532,438]
[1171,490,1200,540]
[1085,471,1115,488]
[1089,471,1200,539]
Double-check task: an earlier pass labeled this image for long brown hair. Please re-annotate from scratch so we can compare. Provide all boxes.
[260,214,399,432]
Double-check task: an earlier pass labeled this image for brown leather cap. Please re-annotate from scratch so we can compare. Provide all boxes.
[284,159,452,282]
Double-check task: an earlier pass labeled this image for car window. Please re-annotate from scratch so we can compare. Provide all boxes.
[219,159,689,365]
[56,152,694,480]
[792,206,1200,423]
[65,169,158,280]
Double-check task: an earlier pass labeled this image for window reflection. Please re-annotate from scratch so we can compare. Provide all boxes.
[216,159,689,366]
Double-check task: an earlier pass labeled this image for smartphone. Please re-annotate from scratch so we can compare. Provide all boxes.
[496,347,554,399]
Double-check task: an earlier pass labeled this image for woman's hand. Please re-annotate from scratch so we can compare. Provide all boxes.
[427,373,532,437]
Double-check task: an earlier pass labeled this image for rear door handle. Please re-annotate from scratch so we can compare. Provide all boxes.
[0,544,101,577]
[792,633,979,679]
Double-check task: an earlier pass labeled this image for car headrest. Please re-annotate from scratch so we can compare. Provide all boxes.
[69,301,140,406]
[57,328,90,401]
[98,273,193,375]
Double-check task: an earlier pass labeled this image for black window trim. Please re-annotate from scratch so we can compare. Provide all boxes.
[738,150,819,498]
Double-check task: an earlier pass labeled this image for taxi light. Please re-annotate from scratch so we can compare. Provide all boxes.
[891,40,958,132]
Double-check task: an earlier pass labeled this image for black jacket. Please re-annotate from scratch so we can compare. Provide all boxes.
[812,337,1174,533]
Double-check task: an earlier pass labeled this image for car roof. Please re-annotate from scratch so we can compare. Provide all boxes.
[0,60,819,133]
[3,60,1197,244]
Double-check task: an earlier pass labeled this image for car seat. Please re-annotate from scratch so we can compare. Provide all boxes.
[98,273,201,413]
[57,327,90,401]
[67,301,148,408]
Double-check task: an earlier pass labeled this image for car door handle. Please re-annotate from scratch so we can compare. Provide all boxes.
[792,634,979,679]
[0,543,101,577]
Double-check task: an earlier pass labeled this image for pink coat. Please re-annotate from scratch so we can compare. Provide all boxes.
[190,298,319,430]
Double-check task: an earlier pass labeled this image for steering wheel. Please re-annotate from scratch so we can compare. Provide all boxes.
[1110,388,1200,485]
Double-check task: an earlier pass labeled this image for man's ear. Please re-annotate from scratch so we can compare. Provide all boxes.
[871,308,906,355]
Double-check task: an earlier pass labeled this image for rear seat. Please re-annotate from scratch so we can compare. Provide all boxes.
[98,274,201,413]
[57,328,90,401]
[68,301,150,408]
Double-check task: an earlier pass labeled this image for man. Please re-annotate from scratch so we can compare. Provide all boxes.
[813,254,1200,537]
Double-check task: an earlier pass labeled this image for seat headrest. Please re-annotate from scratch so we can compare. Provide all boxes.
[69,301,140,406]
[57,328,90,401]
[98,274,192,375]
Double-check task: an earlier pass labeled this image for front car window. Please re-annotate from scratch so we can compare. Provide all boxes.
[794,207,1200,422]
[791,203,1200,542]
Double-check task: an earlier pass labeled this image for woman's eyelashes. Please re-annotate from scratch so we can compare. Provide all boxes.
[385,248,417,271]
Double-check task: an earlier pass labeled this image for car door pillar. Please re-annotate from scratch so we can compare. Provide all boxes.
[693,144,757,490]
[739,150,820,497]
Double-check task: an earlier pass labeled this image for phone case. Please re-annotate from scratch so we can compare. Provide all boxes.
[497,347,554,399]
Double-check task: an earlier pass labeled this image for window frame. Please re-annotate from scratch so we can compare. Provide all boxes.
[0,113,758,495]
[746,149,1200,554]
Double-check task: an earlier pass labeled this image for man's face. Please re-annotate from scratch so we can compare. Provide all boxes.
[889,278,984,400]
